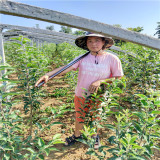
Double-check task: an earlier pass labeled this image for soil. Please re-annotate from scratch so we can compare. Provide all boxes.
[11,74,160,160]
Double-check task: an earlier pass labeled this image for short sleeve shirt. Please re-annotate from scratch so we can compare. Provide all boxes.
[72,52,124,97]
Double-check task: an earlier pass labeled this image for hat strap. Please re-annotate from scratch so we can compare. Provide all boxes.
[95,52,98,64]
[94,48,103,65]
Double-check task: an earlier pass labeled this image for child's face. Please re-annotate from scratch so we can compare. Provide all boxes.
[87,36,105,52]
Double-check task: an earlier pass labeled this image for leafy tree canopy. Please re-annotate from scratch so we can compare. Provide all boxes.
[59,26,72,34]
[113,24,122,28]
[127,26,144,32]
[73,30,86,36]
[154,22,160,39]
[46,25,54,31]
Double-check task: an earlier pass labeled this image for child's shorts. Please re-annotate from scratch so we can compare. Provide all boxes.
[74,95,102,122]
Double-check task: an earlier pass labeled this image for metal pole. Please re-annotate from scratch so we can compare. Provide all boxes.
[37,51,90,87]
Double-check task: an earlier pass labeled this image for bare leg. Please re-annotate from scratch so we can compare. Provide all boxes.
[75,119,84,137]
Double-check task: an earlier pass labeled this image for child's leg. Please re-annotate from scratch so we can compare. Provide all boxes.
[74,96,86,136]
[74,95,102,136]
[75,120,84,137]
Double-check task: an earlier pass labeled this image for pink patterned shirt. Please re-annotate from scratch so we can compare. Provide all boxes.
[72,52,124,97]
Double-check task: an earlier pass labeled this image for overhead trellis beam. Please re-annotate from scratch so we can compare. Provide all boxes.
[3,31,75,45]
[3,31,75,43]
[4,36,74,45]
[4,35,75,45]
[0,0,160,51]
[3,29,138,57]
[27,36,75,45]
[0,24,77,40]
[2,25,139,57]
[2,31,137,58]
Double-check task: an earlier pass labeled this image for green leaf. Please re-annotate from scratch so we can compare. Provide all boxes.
[35,122,42,129]
[154,100,160,106]
[44,148,50,156]
[86,150,97,156]
[53,134,61,140]
[133,112,145,120]
[129,136,137,144]
[107,156,121,160]
[4,146,12,150]
[141,100,148,106]
[133,122,142,133]
[76,138,88,145]
[151,110,160,114]
[112,87,123,94]
[50,122,63,126]
[24,136,32,143]
[38,154,44,160]
[0,79,19,83]
[144,145,153,155]
[49,147,59,151]
[9,113,18,119]
[4,153,10,160]
[148,117,155,121]
[129,155,147,160]
[104,124,116,130]
[52,140,65,145]
[150,135,160,139]
[119,138,127,147]
[132,144,143,149]
[108,136,116,143]
[98,146,109,152]
[26,147,35,153]
[0,137,7,141]
[0,65,14,70]
[24,153,30,158]
[38,137,45,147]
[135,94,147,100]
[107,148,119,153]
[109,102,119,106]
[143,152,151,159]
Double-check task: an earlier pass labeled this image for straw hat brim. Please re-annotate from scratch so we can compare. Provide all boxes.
[75,34,114,50]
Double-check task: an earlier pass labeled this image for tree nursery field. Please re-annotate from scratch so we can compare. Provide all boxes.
[0,36,160,160]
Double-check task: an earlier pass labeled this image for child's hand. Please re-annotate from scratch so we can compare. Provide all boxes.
[35,75,49,87]
[88,80,101,93]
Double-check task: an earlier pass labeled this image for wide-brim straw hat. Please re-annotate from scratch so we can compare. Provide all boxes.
[75,33,114,50]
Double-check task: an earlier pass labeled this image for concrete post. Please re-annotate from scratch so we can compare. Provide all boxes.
[0,27,6,109]
[0,27,5,76]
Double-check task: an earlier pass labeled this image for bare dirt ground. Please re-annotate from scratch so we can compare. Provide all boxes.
[12,75,160,160]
